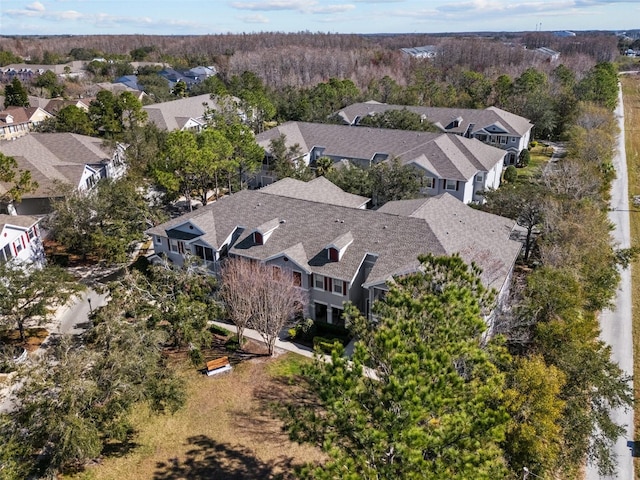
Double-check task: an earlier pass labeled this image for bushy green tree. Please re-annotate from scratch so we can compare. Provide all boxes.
[0,152,38,207]
[0,317,185,477]
[576,62,619,110]
[0,262,83,341]
[49,178,160,264]
[268,133,311,181]
[358,108,438,132]
[3,78,29,108]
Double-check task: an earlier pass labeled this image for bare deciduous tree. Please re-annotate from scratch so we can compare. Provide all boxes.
[219,258,257,346]
[219,258,307,355]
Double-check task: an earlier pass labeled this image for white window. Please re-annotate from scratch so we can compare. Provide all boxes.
[445,179,457,191]
[510,136,517,143]
[333,281,343,295]
[14,238,22,253]
[314,274,325,290]
[500,136,507,144]
[476,173,484,183]
[170,239,179,252]
[28,228,36,240]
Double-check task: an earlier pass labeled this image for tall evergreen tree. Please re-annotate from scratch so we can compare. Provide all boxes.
[285,255,510,479]
[3,78,29,108]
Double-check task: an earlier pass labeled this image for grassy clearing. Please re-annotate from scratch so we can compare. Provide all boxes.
[66,352,324,480]
[620,75,640,477]
[519,143,554,179]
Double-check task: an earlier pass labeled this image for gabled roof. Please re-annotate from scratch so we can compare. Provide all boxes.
[0,133,113,198]
[256,121,505,181]
[378,193,521,288]
[148,188,521,292]
[334,102,533,137]
[44,98,92,114]
[142,94,223,131]
[0,106,50,124]
[0,214,38,231]
[260,176,369,209]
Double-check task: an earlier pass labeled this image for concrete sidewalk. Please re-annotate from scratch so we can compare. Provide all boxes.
[211,320,316,358]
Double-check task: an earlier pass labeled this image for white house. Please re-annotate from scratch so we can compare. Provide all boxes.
[0,214,45,266]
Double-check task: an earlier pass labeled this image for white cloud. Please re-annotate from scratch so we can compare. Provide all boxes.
[25,2,45,12]
[4,7,205,31]
[230,0,317,11]
[239,13,270,23]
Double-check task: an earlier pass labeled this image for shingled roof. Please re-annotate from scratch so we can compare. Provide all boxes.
[334,101,533,137]
[256,121,505,181]
[259,176,369,208]
[0,133,112,198]
[143,94,227,131]
[148,189,521,292]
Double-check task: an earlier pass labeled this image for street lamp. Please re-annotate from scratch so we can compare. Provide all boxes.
[88,297,93,313]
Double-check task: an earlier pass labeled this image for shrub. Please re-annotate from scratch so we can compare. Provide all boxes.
[518,148,531,168]
[313,336,342,354]
[504,165,518,183]
[529,141,538,148]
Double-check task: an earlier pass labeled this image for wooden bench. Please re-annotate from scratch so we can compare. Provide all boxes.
[206,356,232,376]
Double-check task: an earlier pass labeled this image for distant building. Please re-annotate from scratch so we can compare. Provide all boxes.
[554,31,576,37]
[400,45,438,59]
[534,47,560,61]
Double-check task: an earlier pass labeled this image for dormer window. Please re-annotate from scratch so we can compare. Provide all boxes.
[252,218,279,246]
[325,231,353,262]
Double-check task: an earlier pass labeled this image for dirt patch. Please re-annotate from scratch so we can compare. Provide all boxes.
[0,327,48,353]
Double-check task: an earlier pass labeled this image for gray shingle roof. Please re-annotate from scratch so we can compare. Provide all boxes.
[378,193,522,288]
[148,189,521,292]
[143,94,223,131]
[335,102,533,137]
[259,176,369,208]
[256,121,505,181]
[0,214,38,230]
[0,133,112,198]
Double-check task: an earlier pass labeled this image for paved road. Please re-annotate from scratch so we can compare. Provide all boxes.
[0,288,108,413]
[586,82,635,479]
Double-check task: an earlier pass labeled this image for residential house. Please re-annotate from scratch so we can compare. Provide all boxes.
[400,45,438,58]
[0,214,45,266]
[146,180,522,328]
[114,75,144,92]
[334,101,533,166]
[158,68,199,91]
[0,133,126,215]
[0,95,50,110]
[93,83,147,102]
[0,107,53,141]
[0,61,86,82]
[43,98,93,115]
[255,121,505,204]
[143,94,230,132]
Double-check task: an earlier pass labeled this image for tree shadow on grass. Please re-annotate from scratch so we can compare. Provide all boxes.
[153,435,297,480]
[232,374,322,446]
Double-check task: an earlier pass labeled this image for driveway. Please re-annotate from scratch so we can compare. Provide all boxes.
[585,82,635,480]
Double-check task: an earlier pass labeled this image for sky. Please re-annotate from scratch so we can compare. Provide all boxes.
[1,0,639,36]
